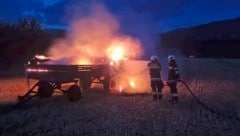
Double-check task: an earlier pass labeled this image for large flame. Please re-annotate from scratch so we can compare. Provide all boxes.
[109,47,124,62]
[110,60,151,94]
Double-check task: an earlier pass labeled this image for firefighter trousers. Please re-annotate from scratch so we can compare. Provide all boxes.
[167,81,178,101]
[151,80,163,101]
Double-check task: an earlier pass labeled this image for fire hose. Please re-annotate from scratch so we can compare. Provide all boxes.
[178,79,240,121]
[124,68,240,120]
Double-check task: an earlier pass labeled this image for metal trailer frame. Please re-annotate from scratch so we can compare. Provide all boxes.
[17,64,112,105]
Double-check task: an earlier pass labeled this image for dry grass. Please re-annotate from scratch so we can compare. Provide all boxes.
[0,58,240,136]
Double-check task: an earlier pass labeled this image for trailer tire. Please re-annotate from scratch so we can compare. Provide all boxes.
[67,85,82,101]
[38,82,54,98]
[103,80,112,93]
[110,79,116,89]
[103,82,110,92]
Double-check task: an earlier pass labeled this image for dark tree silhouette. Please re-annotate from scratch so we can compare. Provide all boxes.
[0,18,52,69]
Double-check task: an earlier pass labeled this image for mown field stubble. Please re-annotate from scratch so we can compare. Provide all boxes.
[0,58,240,136]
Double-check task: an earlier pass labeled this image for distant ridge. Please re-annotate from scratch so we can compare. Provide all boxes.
[160,17,240,58]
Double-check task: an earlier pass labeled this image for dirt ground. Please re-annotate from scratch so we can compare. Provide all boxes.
[0,58,240,136]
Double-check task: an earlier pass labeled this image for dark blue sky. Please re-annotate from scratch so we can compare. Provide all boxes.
[0,0,240,32]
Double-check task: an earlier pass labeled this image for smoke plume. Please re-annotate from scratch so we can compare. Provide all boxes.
[47,3,142,64]
[47,2,154,93]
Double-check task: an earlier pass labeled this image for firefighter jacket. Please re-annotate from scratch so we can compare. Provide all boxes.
[147,61,162,81]
[167,60,180,83]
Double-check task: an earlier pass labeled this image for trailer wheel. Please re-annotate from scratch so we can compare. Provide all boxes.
[104,78,115,92]
[38,81,54,98]
[67,85,82,101]
[110,79,116,89]
[103,81,110,92]
[81,78,92,91]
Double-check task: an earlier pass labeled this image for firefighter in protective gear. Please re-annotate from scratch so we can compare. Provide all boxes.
[167,55,180,103]
[147,55,163,101]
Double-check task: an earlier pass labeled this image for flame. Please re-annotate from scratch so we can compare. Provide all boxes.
[35,55,48,60]
[129,80,135,88]
[110,60,151,94]
[107,45,126,64]
[77,59,91,65]
[117,79,136,93]
[74,57,92,65]
[119,86,123,93]
[110,47,124,62]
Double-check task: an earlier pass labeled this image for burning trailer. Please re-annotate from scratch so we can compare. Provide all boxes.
[16,5,149,106]
[17,51,150,105]
[17,55,114,105]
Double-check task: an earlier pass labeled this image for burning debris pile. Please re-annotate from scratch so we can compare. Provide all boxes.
[40,4,151,94]
[109,60,151,94]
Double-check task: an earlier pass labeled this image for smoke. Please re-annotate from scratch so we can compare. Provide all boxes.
[47,3,143,64]
[105,0,193,59]
[47,2,174,93]
[46,0,195,61]
[47,2,151,93]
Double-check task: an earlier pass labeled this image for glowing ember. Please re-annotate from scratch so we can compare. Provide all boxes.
[75,58,91,65]
[119,86,123,93]
[35,55,48,60]
[129,80,135,88]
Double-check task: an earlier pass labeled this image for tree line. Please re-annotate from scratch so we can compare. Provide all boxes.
[0,18,60,69]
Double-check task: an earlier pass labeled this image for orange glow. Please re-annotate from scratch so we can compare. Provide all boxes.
[74,58,92,65]
[26,68,49,72]
[35,55,48,60]
[110,47,124,62]
[110,60,151,94]
[119,86,123,93]
[77,59,91,65]
[129,80,135,88]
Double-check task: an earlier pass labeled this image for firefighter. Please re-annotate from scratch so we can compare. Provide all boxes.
[147,55,163,101]
[167,55,180,103]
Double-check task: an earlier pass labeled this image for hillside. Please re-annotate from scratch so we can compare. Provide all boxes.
[160,17,240,58]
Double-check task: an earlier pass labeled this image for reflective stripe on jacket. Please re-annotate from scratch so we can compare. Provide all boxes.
[148,61,162,79]
[168,60,180,81]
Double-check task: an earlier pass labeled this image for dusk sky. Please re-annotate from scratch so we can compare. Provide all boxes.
[0,0,240,32]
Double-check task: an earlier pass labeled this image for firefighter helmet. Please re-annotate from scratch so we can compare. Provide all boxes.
[150,55,159,61]
[168,55,175,61]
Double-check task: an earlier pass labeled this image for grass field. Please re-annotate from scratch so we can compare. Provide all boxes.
[0,58,240,136]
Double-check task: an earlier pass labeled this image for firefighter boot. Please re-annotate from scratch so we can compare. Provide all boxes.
[153,94,158,101]
[171,96,178,104]
[157,94,162,101]
[156,92,162,101]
